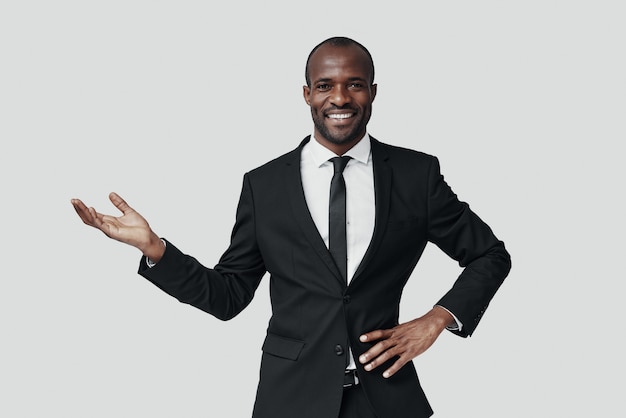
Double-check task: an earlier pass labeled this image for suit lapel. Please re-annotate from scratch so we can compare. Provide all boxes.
[284,136,345,285]
[351,137,391,284]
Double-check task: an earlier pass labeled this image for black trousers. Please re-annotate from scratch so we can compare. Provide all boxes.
[338,385,378,418]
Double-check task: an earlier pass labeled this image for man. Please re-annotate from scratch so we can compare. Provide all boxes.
[72,37,511,418]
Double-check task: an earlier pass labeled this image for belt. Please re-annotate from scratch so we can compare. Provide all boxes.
[343,369,359,389]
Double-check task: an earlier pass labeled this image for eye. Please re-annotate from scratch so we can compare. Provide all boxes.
[316,83,331,91]
[348,82,364,90]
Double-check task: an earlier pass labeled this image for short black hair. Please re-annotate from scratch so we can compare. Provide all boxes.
[305,36,375,87]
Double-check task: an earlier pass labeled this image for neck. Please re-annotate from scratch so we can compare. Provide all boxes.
[313,133,365,156]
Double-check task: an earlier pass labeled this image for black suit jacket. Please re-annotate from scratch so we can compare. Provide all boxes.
[139,136,511,418]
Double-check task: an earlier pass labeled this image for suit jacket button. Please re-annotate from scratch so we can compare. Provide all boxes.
[343,295,351,304]
[335,344,344,356]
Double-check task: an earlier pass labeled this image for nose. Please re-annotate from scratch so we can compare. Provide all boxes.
[330,85,351,107]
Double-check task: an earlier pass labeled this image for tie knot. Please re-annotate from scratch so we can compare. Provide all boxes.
[330,156,351,175]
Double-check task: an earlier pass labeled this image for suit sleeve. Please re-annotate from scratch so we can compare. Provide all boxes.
[138,173,267,321]
[426,157,511,337]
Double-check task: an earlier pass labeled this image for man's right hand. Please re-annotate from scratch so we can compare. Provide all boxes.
[71,192,165,262]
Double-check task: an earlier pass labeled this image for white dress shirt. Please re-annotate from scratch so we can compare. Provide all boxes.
[300,134,376,284]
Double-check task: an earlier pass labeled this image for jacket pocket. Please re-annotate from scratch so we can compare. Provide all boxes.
[262,333,305,361]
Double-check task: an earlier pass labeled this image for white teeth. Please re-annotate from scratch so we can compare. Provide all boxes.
[328,113,353,119]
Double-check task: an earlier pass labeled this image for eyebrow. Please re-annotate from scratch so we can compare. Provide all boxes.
[313,76,368,84]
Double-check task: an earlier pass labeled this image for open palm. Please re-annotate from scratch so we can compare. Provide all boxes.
[71,192,153,250]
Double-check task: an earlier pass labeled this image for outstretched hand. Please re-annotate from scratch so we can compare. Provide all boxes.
[71,192,165,261]
[358,306,454,378]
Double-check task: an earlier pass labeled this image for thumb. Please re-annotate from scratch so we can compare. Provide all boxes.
[108,192,134,215]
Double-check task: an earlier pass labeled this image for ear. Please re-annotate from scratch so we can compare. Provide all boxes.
[303,85,311,105]
[370,84,378,102]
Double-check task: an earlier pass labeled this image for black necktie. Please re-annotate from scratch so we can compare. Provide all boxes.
[329,156,351,283]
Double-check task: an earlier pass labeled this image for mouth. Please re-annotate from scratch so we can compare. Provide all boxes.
[325,111,356,121]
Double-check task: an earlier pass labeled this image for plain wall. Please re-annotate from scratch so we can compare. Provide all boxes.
[1,1,624,416]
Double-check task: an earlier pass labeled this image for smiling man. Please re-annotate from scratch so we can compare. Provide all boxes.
[304,40,376,154]
[72,37,511,418]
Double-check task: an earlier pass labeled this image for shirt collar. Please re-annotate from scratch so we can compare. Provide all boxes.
[309,133,371,168]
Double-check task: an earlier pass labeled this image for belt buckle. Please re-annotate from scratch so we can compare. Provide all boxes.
[343,369,359,388]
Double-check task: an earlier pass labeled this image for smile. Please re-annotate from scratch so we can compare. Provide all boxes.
[326,113,354,120]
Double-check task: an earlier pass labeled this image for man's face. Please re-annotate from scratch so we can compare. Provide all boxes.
[303,44,377,151]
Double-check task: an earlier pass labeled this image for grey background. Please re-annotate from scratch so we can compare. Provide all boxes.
[1,1,624,417]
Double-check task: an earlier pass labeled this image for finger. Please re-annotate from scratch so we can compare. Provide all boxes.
[381,356,410,379]
[358,337,394,366]
[71,199,97,225]
[359,328,387,343]
[88,207,107,230]
[109,192,134,215]
[361,345,397,373]
[70,198,88,215]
